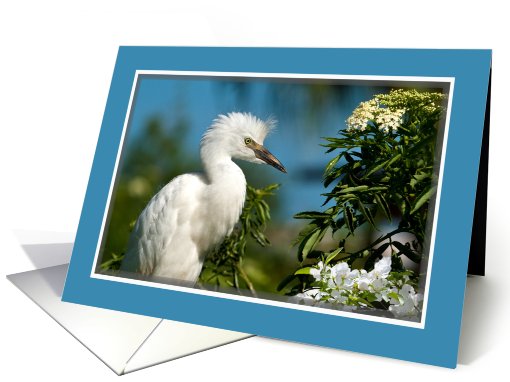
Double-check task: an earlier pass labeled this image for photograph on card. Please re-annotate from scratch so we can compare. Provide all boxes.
[93,73,451,324]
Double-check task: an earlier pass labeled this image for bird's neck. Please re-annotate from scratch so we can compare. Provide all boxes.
[201,151,247,229]
[201,151,246,187]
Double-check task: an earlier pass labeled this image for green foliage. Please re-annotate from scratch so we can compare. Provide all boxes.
[198,184,279,294]
[100,252,125,271]
[280,89,446,295]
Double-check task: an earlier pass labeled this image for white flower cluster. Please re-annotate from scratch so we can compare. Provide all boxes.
[297,256,423,319]
[346,99,406,133]
[374,107,406,133]
[345,99,378,131]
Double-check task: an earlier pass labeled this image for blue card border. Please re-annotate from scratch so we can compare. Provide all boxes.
[62,47,491,368]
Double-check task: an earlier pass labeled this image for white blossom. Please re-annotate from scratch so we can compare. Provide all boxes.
[346,98,405,133]
[296,288,327,301]
[389,284,423,318]
[345,89,444,134]
[332,263,358,291]
[357,269,373,291]
[370,277,390,302]
[300,255,423,319]
[309,261,328,281]
[330,290,348,304]
[331,261,349,278]
[345,95,406,133]
[372,255,391,278]
[346,99,379,131]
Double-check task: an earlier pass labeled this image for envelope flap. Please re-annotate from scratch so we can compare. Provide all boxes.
[124,320,252,373]
[8,264,161,375]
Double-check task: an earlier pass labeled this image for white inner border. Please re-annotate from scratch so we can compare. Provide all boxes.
[90,70,455,329]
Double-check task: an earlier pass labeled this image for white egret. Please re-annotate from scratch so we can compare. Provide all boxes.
[120,112,286,284]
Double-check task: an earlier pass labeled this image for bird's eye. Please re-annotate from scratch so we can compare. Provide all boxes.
[244,137,252,145]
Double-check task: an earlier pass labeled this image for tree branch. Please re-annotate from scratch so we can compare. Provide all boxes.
[351,227,409,258]
[236,263,258,298]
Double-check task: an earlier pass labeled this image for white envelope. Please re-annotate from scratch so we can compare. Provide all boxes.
[7,238,252,375]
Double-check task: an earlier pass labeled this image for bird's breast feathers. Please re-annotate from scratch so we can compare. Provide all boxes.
[121,171,246,280]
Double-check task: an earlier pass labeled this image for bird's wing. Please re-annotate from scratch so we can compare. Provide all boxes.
[120,173,206,275]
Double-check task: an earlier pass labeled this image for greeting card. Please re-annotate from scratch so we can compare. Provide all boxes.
[62,47,491,368]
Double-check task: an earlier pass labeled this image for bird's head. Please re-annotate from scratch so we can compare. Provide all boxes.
[201,112,286,173]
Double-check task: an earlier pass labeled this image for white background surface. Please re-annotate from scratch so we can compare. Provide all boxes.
[1,0,509,380]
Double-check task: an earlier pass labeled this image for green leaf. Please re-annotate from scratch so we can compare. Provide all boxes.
[374,193,392,221]
[329,192,356,200]
[306,250,325,259]
[297,228,318,261]
[293,211,331,220]
[262,183,281,193]
[365,293,378,303]
[364,159,389,178]
[385,152,402,169]
[292,223,318,247]
[392,241,421,263]
[276,274,297,292]
[294,267,313,275]
[355,297,374,307]
[324,247,343,265]
[367,186,388,192]
[324,168,341,187]
[323,137,349,144]
[321,193,335,206]
[357,200,376,228]
[391,253,405,271]
[343,204,355,234]
[334,216,345,231]
[255,203,266,221]
[339,185,369,194]
[250,230,269,246]
[410,171,431,189]
[259,200,270,220]
[388,292,403,304]
[324,154,341,177]
[344,152,355,163]
[410,185,437,214]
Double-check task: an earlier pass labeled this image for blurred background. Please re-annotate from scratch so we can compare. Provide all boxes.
[98,75,416,293]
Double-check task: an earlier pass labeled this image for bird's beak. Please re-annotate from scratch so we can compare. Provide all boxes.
[253,144,287,173]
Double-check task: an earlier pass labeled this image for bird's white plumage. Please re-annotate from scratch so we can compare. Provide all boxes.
[120,112,281,284]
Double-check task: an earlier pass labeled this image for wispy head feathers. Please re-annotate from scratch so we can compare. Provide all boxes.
[206,112,276,144]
